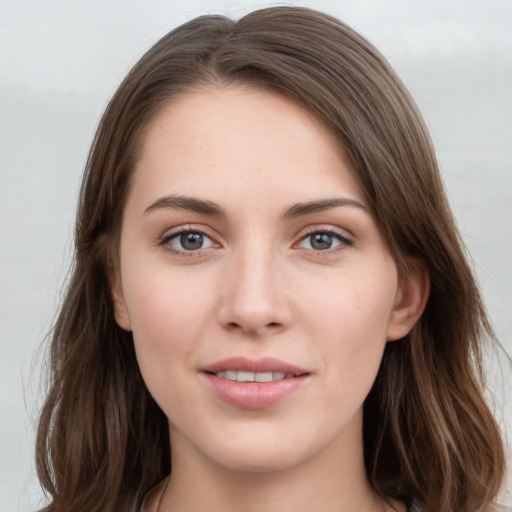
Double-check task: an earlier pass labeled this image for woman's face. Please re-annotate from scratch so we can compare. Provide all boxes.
[113,87,423,474]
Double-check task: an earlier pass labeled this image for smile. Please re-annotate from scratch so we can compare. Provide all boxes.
[214,371,293,382]
[201,356,309,376]
[201,357,311,409]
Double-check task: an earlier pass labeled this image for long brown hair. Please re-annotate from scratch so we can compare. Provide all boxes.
[36,6,505,512]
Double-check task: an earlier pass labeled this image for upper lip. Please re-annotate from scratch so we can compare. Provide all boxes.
[201,357,310,376]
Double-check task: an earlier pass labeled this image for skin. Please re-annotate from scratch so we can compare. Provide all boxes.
[112,86,428,512]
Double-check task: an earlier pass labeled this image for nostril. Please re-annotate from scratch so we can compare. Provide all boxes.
[224,321,282,334]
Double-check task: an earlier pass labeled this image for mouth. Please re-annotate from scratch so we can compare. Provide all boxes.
[211,370,296,382]
[201,356,310,380]
[200,357,311,409]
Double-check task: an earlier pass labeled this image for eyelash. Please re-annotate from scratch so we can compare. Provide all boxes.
[159,226,218,257]
[158,226,353,257]
[297,228,353,253]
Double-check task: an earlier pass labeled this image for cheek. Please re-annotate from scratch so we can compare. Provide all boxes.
[298,263,397,390]
[300,264,397,336]
[121,259,216,374]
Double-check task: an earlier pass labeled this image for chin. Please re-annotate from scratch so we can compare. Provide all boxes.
[198,429,324,475]
[213,449,306,474]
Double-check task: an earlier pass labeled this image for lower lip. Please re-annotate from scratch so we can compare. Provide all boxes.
[202,373,310,410]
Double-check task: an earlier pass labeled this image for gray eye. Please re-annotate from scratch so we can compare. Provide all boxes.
[180,232,204,250]
[310,233,334,250]
[299,231,346,251]
[167,231,214,252]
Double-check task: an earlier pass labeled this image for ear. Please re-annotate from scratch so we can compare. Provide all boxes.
[110,273,132,332]
[386,259,430,342]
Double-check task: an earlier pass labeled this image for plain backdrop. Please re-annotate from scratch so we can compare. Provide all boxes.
[1,1,511,510]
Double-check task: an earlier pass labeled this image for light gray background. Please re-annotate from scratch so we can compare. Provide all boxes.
[1,1,511,511]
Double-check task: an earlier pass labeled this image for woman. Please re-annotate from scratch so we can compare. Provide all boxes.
[35,6,507,512]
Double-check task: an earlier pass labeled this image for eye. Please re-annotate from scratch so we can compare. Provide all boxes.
[163,229,216,253]
[298,230,351,251]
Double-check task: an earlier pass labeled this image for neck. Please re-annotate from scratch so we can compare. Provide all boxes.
[156,427,399,512]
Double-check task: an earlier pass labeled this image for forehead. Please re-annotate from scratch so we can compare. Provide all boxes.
[142,86,344,157]
[129,86,366,212]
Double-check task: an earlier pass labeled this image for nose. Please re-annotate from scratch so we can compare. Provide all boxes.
[217,245,292,337]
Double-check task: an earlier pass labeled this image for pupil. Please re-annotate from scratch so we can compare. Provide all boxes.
[311,233,332,250]
[180,233,203,250]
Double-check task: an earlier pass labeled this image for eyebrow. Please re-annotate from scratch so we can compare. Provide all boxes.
[144,194,370,218]
[283,197,370,218]
[144,195,225,217]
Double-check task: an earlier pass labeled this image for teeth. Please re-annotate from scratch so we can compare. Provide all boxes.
[215,371,289,382]
[255,372,273,382]
[237,371,255,382]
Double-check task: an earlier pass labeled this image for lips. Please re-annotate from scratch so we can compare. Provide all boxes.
[201,356,309,375]
[200,357,311,409]
[215,370,290,382]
